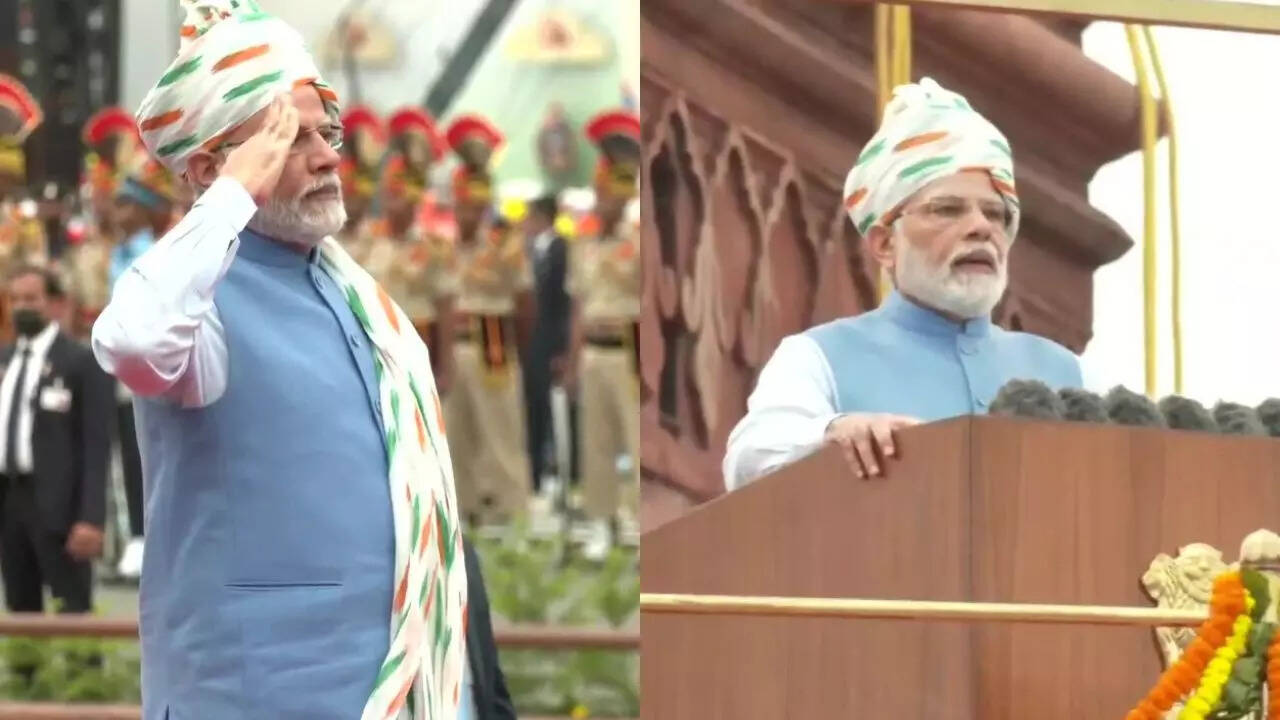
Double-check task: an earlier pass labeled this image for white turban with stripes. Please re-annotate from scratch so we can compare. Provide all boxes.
[843,77,1020,240]
[136,0,339,175]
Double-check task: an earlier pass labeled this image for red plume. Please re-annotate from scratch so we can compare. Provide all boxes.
[444,114,504,155]
[0,74,43,141]
[388,107,446,162]
[82,107,139,147]
[341,105,387,144]
[585,109,640,146]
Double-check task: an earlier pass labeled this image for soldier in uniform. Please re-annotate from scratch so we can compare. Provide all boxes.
[0,75,47,342]
[567,109,642,556]
[364,107,457,387]
[62,107,142,339]
[335,105,384,265]
[0,77,47,268]
[443,113,536,527]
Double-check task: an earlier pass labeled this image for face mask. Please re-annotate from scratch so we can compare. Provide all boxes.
[12,308,46,338]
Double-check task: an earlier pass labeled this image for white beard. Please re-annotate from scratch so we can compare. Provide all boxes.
[894,236,1007,320]
[247,177,347,246]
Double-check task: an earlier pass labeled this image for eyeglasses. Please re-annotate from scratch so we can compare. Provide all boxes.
[213,123,345,156]
[895,197,1012,231]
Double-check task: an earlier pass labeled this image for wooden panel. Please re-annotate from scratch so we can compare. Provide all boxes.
[967,419,1280,719]
[643,418,1280,718]
[969,419,1150,719]
[642,419,974,718]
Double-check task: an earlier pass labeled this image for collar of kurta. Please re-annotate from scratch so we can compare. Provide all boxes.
[237,228,317,268]
[882,290,992,339]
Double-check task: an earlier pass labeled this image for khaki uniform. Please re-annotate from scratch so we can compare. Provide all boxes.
[569,215,641,520]
[444,223,533,523]
[0,201,48,269]
[363,219,458,355]
[336,218,376,267]
[0,202,48,341]
[61,231,113,338]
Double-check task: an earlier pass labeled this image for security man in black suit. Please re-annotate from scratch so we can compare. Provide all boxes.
[0,265,113,613]
[521,194,574,496]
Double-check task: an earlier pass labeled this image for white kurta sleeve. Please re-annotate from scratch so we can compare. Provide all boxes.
[722,334,842,491]
[91,177,257,408]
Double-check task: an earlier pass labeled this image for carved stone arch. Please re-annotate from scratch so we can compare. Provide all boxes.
[644,98,711,433]
[700,128,768,354]
[742,165,821,369]
[647,99,708,317]
[806,199,879,327]
[677,128,769,454]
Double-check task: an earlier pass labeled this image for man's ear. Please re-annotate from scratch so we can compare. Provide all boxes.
[185,153,220,190]
[866,223,897,273]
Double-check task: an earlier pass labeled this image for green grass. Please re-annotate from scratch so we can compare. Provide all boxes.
[0,523,640,717]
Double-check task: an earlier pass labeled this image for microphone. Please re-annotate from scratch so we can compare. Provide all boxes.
[1104,386,1166,427]
[1213,402,1267,436]
[989,379,1065,419]
[1059,388,1109,423]
[1256,399,1280,438]
[1157,395,1218,433]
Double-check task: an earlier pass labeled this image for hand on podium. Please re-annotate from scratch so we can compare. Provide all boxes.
[823,413,921,479]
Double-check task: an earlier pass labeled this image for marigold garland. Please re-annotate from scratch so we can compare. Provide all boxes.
[1268,628,1280,720]
[1177,593,1254,720]
[1125,572,1247,720]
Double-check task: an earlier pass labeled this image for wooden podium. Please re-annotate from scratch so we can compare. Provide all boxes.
[640,416,1280,718]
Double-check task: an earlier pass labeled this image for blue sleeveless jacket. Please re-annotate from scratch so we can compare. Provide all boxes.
[135,231,395,720]
[805,291,1082,419]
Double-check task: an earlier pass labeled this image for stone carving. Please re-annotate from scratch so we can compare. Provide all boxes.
[1141,530,1280,720]
[1143,544,1230,671]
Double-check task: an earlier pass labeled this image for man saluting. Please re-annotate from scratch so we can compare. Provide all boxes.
[91,3,466,718]
[723,78,1082,490]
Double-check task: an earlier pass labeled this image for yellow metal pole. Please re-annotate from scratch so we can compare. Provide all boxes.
[1125,25,1159,398]
[874,5,912,303]
[1142,26,1182,395]
[893,5,912,84]
[874,4,892,302]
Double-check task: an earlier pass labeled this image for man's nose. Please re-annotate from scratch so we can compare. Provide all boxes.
[962,207,997,239]
[309,140,341,174]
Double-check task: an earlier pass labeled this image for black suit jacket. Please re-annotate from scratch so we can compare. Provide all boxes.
[528,232,570,361]
[463,538,517,720]
[0,330,114,534]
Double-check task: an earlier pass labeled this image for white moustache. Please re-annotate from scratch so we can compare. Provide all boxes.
[948,243,1001,269]
[302,176,341,198]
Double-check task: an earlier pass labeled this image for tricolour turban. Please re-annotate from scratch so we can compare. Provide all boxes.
[135,0,339,175]
[843,77,1020,240]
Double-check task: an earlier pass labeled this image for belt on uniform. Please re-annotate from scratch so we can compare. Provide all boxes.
[457,314,515,370]
[585,322,640,378]
[585,334,627,349]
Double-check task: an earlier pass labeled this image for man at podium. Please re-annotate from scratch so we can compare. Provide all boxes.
[723,78,1082,490]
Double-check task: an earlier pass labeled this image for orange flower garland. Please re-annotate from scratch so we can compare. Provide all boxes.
[1268,629,1280,720]
[1126,572,1247,720]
